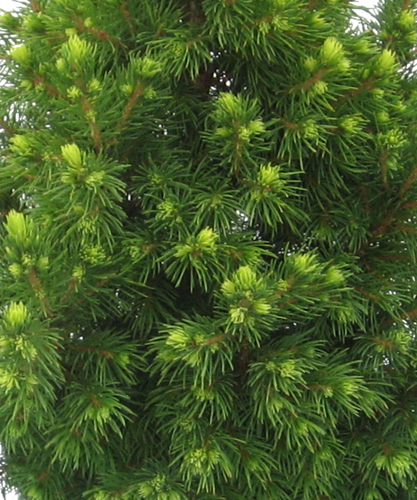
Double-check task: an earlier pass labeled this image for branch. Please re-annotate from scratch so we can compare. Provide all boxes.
[81,96,102,152]
[371,210,395,237]
[120,2,136,39]
[236,339,250,378]
[374,254,408,262]
[391,224,417,235]
[73,15,125,49]
[290,67,329,93]
[68,344,114,359]
[401,201,417,209]
[30,0,41,12]
[110,83,146,145]
[28,267,53,317]
[360,185,370,214]
[399,163,417,198]
[205,333,227,345]
[282,119,300,131]
[187,1,206,25]
[0,118,15,137]
[379,148,390,191]
[32,73,61,98]
[331,77,376,107]
[86,26,125,49]
[307,0,320,9]
[400,306,417,322]
[355,287,381,302]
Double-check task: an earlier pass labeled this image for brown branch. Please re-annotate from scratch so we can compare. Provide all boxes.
[110,83,146,145]
[391,224,417,234]
[28,267,53,317]
[399,164,417,198]
[87,278,109,295]
[86,27,125,49]
[290,67,329,93]
[374,254,408,262]
[379,149,390,190]
[355,287,381,302]
[120,2,136,39]
[87,390,101,407]
[32,73,61,99]
[37,471,49,483]
[307,0,320,9]
[68,344,114,359]
[236,339,250,378]
[61,279,77,302]
[400,306,417,322]
[276,297,298,309]
[73,15,125,49]
[206,333,227,345]
[360,185,370,214]
[332,77,376,108]
[382,304,417,326]
[375,337,394,349]
[187,1,206,25]
[81,96,102,152]
[308,384,332,391]
[30,0,41,12]
[0,118,15,137]
[61,277,109,305]
[282,119,299,131]
[371,210,395,237]
[401,201,417,209]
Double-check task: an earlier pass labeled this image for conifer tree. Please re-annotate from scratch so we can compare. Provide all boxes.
[1,0,417,499]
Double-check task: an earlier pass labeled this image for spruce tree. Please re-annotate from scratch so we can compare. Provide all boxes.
[1,0,417,499]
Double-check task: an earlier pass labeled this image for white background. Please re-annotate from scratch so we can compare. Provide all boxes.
[0,0,378,498]
[1,1,20,13]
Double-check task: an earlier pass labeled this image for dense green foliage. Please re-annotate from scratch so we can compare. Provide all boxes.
[1,0,417,499]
